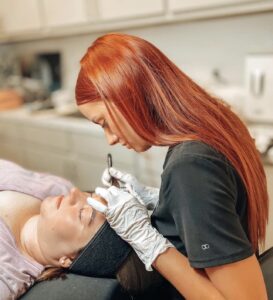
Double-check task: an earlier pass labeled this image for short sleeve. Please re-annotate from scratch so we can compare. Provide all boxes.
[161,155,254,268]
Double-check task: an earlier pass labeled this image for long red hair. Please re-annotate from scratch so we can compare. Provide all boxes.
[75,33,268,253]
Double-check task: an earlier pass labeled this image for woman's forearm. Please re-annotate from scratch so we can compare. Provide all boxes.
[153,247,225,300]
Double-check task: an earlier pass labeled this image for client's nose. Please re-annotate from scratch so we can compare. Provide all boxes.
[68,188,81,205]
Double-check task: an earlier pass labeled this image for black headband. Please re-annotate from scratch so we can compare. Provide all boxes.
[69,221,132,278]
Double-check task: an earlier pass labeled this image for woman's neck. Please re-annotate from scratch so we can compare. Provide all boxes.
[0,191,46,265]
[20,215,49,266]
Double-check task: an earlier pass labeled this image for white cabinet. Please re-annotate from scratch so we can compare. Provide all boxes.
[1,0,41,33]
[0,114,164,190]
[0,116,138,191]
[0,0,5,33]
[0,120,25,164]
[42,0,89,27]
[24,146,75,180]
[169,0,259,12]
[98,0,164,20]
[70,131,136,190]
[0,0,272,42]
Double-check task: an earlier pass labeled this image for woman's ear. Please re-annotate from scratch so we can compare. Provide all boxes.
[58,256,74,268]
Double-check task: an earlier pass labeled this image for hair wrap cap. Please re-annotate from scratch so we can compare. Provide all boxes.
[69,221,132,278]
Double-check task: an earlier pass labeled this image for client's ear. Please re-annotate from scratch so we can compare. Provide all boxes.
[59,256,74,268]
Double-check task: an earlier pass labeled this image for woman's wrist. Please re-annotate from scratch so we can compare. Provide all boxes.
[130,223,174,271]
[152,248,225,300]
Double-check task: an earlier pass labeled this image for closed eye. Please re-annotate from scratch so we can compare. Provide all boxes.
[78,207,95,226]
[79,208,83,221]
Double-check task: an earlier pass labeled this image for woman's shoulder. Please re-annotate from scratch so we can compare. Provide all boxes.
[0,217,44,298]
[161,140,244,204]
[0,216,16,245]
[163,140,227,172]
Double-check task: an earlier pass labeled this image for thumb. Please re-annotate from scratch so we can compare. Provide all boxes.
[101,168,112,187]
[95,187,111,202]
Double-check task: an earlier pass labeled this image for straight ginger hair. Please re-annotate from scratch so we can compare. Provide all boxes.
[75,33,269,253]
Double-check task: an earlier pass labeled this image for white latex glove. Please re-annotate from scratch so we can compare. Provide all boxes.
[87,186,173,271]
[101,167,160,210]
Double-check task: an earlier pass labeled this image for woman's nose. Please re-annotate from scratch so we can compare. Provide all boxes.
[68,188,81,205]
[104,130,119,145]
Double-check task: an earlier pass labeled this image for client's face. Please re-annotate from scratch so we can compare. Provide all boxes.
[37,188,105,266]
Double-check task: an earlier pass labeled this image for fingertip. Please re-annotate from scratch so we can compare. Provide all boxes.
[102,178,111,187]
[95,186,105,194]
[87,197,107,213]
[109,167,116,174]
[95,186,110,201]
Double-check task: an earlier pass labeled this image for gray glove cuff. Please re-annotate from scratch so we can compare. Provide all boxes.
[131,186,160,211]
[106,198,174,271]
[132,225,174,271]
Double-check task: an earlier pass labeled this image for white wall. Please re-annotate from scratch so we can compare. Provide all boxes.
[3,11,273,92]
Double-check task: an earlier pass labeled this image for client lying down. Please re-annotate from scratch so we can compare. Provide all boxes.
[0,159,161,300]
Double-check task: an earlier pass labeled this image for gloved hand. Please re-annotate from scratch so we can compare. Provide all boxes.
[87,186,173,271]
[101,167,160,210]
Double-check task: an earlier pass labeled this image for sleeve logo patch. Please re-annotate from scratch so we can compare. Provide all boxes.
[201,244,210,250]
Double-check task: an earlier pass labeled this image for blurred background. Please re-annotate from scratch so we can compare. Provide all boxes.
[0,0,273,248]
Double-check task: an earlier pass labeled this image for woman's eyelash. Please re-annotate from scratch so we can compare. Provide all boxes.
[101,120,107,128]
[79,208,83,220]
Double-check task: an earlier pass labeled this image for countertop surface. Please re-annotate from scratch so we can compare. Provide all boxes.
[1,106,273,164]
[0,107,103,135]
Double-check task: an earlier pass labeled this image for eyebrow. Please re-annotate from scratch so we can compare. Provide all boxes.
[88,210,96,226]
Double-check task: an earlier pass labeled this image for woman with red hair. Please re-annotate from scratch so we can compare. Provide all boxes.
[76,33,268,299]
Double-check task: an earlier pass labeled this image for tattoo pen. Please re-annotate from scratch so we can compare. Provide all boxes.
[107,153,120,187]
[86,155,117,213]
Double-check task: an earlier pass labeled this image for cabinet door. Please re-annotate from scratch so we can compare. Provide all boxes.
[1,0,41,33]
[21,124,70,152]
[0,0,6,33]
[74,156,135,191]
[42,0,88,27]
[24,146,76,182]
[98,0,164,20]
[71,132,135,167]
[0,141,25,165]
[0,121,25,164]
[70,130,137,189]
[169,0,258,12]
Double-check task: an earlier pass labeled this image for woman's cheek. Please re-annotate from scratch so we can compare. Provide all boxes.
[50,216,77,240]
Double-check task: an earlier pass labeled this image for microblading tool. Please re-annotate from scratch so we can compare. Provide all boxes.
[107,153,120,187]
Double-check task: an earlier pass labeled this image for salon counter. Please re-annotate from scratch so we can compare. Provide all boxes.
[0,107,166,190]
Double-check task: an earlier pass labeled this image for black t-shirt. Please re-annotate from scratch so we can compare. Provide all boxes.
[151,140,254,270]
